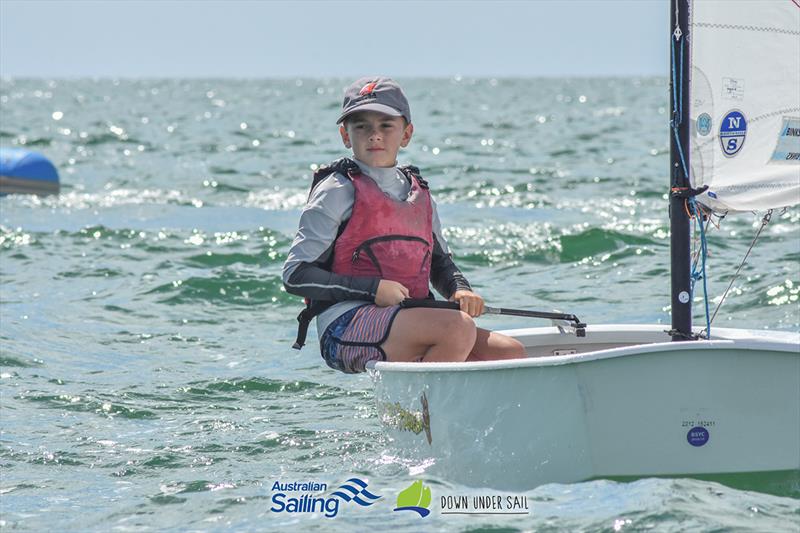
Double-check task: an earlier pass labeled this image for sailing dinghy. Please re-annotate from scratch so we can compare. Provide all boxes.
[367,0,800,490]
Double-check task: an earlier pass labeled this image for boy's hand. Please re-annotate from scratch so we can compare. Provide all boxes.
[450,290,484,317]
[375,280,409,307]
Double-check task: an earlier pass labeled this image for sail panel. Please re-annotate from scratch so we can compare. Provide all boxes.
[689,0,800,212]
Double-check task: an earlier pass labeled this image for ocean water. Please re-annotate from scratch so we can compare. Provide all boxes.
[1,78,798,532]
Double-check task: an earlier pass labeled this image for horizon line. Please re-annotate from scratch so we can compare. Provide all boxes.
[0,74,667,81]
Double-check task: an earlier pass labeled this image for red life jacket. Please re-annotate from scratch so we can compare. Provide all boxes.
[331,165,433,299]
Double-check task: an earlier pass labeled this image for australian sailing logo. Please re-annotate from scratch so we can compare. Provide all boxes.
[270,478,381,518]
[719,109,747,157]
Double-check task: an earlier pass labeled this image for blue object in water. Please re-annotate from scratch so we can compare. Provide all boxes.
[0,147,60,195]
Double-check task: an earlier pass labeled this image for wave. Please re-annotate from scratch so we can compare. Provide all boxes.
[180,377,329,395]
[144,273,291,306]
[447,223,664,266]
[0,354,42,367]
[18,392,158,419]
[559,227,660,263]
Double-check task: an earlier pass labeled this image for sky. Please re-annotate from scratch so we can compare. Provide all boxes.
[0,0,668,78]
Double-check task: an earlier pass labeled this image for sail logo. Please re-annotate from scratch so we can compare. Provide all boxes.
[270,478,380,518]
[769,117,800,164]
[719,109,747,157]
[394,480,432,517]
[696,113,712,136]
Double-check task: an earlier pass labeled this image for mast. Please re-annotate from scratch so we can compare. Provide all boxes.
[669,0,693,341]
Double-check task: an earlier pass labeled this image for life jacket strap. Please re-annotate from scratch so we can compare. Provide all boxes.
[293,300,334,350]
[398,164,429,189]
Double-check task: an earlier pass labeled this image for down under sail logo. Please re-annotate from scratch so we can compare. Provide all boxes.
[394,480,432,517]
[720,109,747,157]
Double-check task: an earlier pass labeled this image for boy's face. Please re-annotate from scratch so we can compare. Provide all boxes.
[339,111,413,168]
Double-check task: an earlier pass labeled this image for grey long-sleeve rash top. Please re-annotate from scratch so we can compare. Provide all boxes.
[282,158,471,342]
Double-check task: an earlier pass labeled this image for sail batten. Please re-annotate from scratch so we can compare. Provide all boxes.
[689,0,800,212]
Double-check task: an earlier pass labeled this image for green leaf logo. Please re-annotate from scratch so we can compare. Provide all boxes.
[394,480,431,517]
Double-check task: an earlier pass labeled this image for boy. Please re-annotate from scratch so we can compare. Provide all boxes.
[283,77,525,373]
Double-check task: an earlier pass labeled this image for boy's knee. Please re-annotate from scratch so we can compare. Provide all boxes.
[494,334,525,357]
[455,311,477,343]
[508,337,526,355]
[436,310,475,337]
[455,310,476,328]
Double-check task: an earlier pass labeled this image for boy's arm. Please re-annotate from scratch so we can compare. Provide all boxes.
[285,251,379,302]
[429,238,471,299]
[429,197,472,299]
[282,173,380,302]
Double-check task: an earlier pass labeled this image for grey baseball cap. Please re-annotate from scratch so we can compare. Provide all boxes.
[336,77,411,124]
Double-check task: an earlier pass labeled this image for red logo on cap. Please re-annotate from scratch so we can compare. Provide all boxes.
[359,82,378,96]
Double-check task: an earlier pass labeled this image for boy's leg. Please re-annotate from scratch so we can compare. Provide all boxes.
[380,308,477,363]
[380,310,527,363]
[466,328,527,361]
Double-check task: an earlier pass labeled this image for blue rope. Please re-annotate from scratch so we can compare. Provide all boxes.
[678,38,684,121]
[688,198,712,338]
[670,37,690,180]
[670,35,678,117]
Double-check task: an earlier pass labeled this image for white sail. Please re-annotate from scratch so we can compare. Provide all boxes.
[689,0,800,212]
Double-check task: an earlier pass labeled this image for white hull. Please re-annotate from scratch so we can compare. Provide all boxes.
[368,325,800,490]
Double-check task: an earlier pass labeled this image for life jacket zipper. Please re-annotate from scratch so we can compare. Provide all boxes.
[358,234,430,247]
[419,249,431,273]
[351,234,430,278]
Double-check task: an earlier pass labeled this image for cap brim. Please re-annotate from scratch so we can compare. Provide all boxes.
[336,103,403,124]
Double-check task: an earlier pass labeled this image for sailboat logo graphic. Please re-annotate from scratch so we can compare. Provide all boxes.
[394,480,431,517]
[697,113,712,136]
[719,109,747,157]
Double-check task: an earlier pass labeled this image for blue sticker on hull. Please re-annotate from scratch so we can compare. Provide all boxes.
[687,426,710,447]
[720,110,747,157]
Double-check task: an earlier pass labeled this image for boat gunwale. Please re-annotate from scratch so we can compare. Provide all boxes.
[368,324,800,373]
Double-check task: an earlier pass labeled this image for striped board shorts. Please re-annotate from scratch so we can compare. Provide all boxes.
[320,304,402,373]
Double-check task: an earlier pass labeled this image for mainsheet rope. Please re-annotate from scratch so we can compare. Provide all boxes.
[688,198,712,337]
